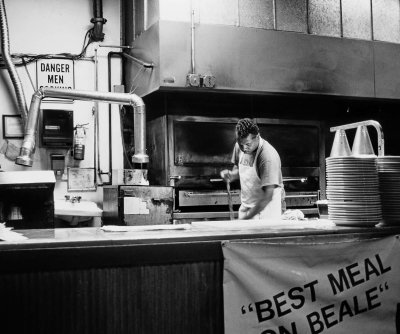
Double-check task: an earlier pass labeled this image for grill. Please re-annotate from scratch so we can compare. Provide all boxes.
[147,116,325,222]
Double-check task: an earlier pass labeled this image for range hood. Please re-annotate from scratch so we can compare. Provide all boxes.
[124,7,400,100]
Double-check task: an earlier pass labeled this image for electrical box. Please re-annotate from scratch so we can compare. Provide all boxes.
[41,109,73,147]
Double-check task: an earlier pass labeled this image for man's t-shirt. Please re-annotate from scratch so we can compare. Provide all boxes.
[232,138,283,188]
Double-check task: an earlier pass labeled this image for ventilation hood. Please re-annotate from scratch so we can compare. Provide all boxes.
[124,18,400,100]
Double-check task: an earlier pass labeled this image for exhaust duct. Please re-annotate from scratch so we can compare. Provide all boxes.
[15,87,148,167]
[0,0,28,125]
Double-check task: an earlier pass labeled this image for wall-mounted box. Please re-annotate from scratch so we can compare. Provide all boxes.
[50,154,65,179]
[41,109,73,147]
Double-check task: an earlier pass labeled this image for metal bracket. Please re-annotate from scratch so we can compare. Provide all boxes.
[330,120,384,156]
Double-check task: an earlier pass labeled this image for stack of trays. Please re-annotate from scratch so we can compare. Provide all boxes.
[326,156,382,227]
[377,156,400,225]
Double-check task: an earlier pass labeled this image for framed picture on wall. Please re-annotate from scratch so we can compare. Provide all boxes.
[2,115,24,139]
[67,167,97,191]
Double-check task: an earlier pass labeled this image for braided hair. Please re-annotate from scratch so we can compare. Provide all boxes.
[235,118,259,139]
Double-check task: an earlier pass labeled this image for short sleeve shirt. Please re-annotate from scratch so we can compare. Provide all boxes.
[232,137,283,188]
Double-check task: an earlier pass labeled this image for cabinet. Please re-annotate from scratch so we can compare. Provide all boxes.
[0,171,55,229]
[103,185,173,225]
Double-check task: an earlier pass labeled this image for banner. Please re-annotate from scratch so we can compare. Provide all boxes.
[223,235,400,334]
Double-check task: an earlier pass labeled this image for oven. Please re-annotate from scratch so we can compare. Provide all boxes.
[256,118,325,214]
[147,116,325,222]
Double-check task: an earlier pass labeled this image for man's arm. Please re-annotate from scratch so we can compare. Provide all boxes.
[242,185,276,220]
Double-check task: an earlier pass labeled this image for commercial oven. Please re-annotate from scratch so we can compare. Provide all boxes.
[147,115,325,222]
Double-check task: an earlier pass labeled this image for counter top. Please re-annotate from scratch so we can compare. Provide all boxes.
[1,218,399,273]
[1,219,399,249]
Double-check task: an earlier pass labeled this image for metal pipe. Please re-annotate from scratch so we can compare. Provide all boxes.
[0,0,28,126]
[107,52,123,182]
[99,45,133,49]
[16,87,148,167]
[94,46,99,185]
[272,0,277,30]
[121,52,154,68]
[133,104,147,163]
[190,9,195,74]
[330,120,384,156]
[143,0,148,30]
[91,0,107,42]
[43,87,145,105]
[15,90,43,167]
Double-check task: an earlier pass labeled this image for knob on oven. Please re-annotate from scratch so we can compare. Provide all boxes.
[169,175,181,187]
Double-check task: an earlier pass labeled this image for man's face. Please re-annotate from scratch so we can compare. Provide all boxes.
[237,134,259,154]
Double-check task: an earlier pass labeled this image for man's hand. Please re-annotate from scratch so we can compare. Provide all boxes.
[220,167,239,182]
[220,169,231,182]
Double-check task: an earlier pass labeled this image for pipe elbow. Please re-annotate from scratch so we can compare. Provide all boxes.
[129,94,145,107]
[35,88,46,98]
[90,17,107,42]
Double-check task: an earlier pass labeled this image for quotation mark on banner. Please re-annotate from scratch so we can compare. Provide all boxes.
[241,304,254,314]
[379,282,389,292]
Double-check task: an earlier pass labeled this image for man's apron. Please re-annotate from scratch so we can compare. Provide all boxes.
[238,139,282,220]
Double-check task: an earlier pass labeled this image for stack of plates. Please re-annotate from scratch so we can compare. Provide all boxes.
[377,156,400,225]
[326,156,382,227]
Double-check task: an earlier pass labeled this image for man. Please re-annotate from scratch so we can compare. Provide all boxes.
[221,118,283,220]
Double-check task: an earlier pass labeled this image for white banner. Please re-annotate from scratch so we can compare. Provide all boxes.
[223,235,400,334]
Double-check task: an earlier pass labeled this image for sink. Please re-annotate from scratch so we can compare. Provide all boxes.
[54,200,102,226]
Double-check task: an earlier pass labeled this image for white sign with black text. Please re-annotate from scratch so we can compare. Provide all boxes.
[36,59,74,102]
[223,235,400,334]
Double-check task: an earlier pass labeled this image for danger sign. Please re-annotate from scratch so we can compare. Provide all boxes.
[36,58,74,90]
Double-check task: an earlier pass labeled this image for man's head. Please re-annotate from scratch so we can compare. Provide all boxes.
[235,118,260,153]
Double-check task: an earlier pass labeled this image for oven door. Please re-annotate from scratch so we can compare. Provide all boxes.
[168,116,239,182]
[178,189,241,207]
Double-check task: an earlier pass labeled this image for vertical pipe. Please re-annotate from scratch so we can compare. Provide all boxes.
[94,46,99,184]
[107,53,119,181]
[370,0,374,40]
[15,90,43,167]
[91,0,107,41]
[143,0,148,30]
[339,0,343,38]
[190,9,195,74]
[132,104,147,163]
[306,0,310,34]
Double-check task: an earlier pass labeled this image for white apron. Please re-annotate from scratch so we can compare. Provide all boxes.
[238,139,282,220]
